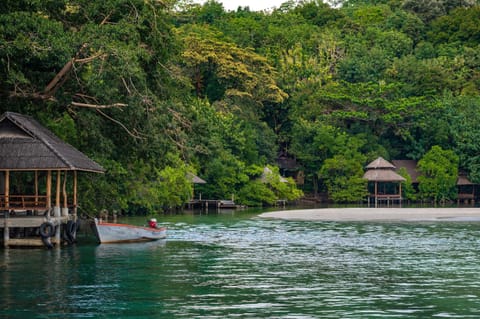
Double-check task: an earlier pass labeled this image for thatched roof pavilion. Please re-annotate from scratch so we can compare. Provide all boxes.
[457,172,475,204]
[0,112,104,172]
[0,112,104,247]
[187,172,206,184]
[363,157,405,207]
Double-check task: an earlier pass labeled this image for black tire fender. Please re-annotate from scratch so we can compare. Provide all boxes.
[39,222,55,238]
[65,220,77,243]
[41,235,54,249]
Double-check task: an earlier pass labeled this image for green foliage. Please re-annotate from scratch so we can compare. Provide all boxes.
[43,112,78,145]
[2,0,480,212]
[319,154,368,203]
[443,94,480,183]
[293,0,346,27]
[177,24,287,107]
[124,157,194,213]
[262,165,303,201]
[397,167,417,201]
[237,180,276,206]
[318,133,368,202]
[78,159,129,213]
[155,165,194,210]
[201,152,249,200]
[290,120,339,194]
[417,145,459,202]
[428,6,480,46]
[236,165,303,206]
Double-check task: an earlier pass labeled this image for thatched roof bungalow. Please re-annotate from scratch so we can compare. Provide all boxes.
[363,157,405,207]
[0,112,104,247]
[457,172,475,204]
[0,112,104,172]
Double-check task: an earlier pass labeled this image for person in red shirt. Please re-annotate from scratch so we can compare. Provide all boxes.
[148,218,157,228]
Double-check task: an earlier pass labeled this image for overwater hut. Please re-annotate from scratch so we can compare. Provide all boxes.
[276,153,304,185]
[393,160,478,203]
[457,173,475,204]
[187,172,206,201]
[0,112,104,248]
[363,157,406,207]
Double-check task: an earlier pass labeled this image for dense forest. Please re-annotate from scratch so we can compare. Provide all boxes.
[1,0,480,213]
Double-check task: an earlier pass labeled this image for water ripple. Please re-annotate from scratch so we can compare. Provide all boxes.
[2,217,480,318]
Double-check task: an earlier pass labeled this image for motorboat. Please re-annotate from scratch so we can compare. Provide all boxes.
[92,218,167,244]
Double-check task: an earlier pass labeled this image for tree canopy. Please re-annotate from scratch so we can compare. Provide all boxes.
[2,0,480,210]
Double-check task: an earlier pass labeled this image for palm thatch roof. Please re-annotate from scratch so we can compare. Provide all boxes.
[363,169,406,182]
[0,112,104,173]
[457,174,473,186]
[187,172,206,184]
[363,157,405,182]
[366,157,396,169]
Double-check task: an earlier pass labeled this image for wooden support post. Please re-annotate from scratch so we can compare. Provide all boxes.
[5,170,9,208]
[46,171,52,209]
[56,170,61,209]
[62,171,67,208]
[62,171,69,217]
[3,170,9,247]
[55,170,61,244]
[399,183,402,207]
[35,171,38,206]
[73,171,77,220]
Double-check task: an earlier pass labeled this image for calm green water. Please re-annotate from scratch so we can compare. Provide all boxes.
[2,209,480,318]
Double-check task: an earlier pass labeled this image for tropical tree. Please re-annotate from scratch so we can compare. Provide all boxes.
[318,134,368,202]
[290,120,339,195]
[417,145,459,203]
[177,24,287,112]
[237,165,303,206]
[397,167,417,201]
[443,94,480,183]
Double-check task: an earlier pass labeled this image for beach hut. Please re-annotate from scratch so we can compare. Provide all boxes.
[187,172,206,201]
[457,173,475,204]
[0,112,104,247]
[363,157,406,207]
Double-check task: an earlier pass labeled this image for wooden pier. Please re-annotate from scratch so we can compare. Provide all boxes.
[187,199,239,210]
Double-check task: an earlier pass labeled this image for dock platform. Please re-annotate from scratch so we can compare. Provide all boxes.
[187,199,240,210]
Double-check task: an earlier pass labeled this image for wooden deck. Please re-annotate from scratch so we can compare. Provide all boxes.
[367,194,403,207]
[187,199,239,210]
[0,215,68,228]
[457,193,475,204]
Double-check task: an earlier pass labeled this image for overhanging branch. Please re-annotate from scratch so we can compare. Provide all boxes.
[71,101,128,109]
[95,108,144,140]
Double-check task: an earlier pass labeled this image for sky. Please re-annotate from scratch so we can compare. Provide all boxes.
[195,0,288,12]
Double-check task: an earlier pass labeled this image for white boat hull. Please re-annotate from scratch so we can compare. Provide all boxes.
[93,218,167,244]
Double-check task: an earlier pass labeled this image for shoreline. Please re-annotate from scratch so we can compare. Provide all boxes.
[258,207,480,222]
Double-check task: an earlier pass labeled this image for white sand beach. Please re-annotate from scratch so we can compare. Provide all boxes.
[259,207,480,222]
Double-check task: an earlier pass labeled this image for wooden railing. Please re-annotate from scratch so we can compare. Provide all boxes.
[0,195,48,210]
[374,194,402,199]
[458,193,474,199]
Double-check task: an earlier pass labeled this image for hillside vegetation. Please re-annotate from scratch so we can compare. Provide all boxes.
[1,0,480,212]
